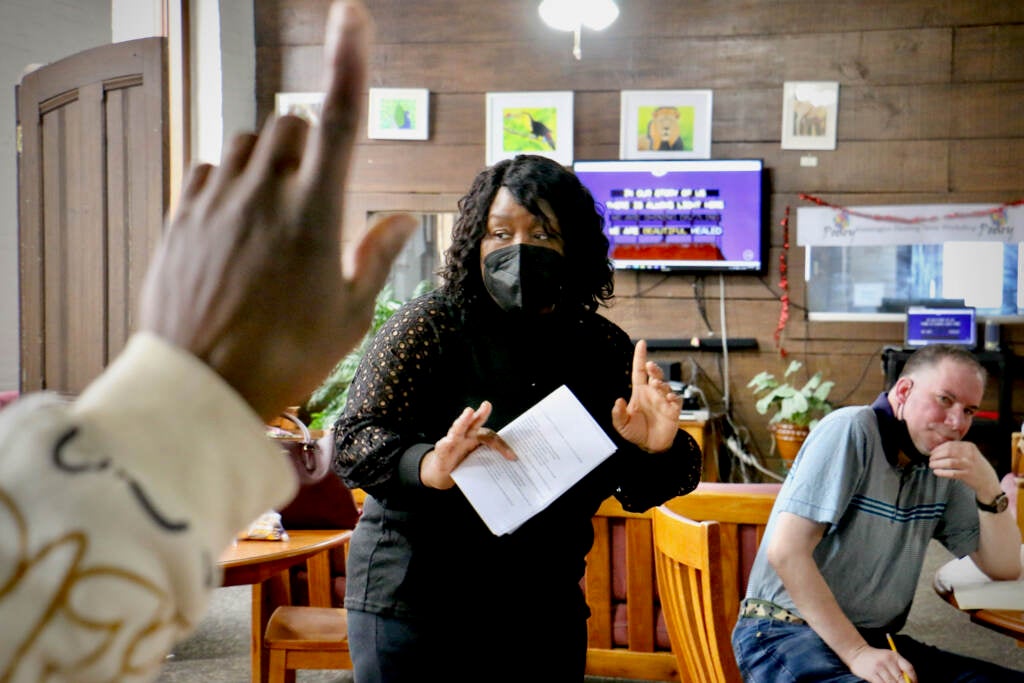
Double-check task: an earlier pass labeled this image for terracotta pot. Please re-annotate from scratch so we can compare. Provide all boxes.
[770,422,810,464]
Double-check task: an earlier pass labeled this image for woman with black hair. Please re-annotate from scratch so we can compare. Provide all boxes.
[330,154,702,682]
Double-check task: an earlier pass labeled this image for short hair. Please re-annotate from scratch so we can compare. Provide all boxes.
[899,344,987,385]
[439,154,614,311]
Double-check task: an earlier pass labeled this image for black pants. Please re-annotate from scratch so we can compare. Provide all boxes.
[347,604,588,683]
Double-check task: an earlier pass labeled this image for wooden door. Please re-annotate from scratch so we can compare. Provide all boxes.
[16,37,168,394]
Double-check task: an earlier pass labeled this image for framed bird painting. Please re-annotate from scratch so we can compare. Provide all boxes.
[485,91,574,166]
[368,88,430,140]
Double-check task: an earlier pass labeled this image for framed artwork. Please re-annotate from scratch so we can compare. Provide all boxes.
[274,92,325,124]
[619,90,712,159]
[485,91,574,166]
[368,87,429,140]
[781,81,839,150]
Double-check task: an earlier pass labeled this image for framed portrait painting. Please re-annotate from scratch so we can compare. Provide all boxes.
[781,81,839,150]
[368,87,429,140]
[275,92,325,124]
[619,90,712,159]
[485,91,574,166]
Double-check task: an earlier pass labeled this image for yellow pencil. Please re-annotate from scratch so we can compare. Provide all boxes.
[885,633,912,683]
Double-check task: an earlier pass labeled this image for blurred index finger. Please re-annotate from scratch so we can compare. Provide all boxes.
[299,0,370,198]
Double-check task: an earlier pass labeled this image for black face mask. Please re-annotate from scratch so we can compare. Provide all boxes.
[482,244,564,315]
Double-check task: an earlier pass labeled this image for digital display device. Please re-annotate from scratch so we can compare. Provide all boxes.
[904,306,977,348]
[572,159,766,273]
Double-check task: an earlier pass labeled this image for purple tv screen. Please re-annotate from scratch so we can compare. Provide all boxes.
[905,307,977,347]
[573,159,765,273]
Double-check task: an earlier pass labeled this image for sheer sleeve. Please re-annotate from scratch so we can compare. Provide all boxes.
[332,294,455,497]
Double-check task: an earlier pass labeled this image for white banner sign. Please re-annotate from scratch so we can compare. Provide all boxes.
[796,204,1024,247]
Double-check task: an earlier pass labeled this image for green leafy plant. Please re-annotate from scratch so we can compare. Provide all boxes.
[301,280,433,429]
[747,360,835,429]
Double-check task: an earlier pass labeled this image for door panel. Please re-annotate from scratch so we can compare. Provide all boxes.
[17,37,168,394]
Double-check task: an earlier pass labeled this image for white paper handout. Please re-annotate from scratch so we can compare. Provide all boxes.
[935,546,1024,610]
[450,385,616,536]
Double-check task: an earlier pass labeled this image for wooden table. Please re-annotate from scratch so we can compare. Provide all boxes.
[932,546,1024,645]
[219,529,352,683]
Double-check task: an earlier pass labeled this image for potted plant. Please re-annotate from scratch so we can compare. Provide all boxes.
[747,360,835,465]
[300,280,433,430]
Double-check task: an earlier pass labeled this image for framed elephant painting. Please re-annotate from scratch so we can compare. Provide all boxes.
[781,81,839,150]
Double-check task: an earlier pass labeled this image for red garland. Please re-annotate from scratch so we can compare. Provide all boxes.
[774,206,791,358]
[797,193,1024,224]
[772,194,1024,358]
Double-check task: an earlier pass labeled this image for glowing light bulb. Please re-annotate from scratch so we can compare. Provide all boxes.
[538,0,619,60]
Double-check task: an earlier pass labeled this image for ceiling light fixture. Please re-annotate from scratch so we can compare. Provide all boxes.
[538,0,619,60]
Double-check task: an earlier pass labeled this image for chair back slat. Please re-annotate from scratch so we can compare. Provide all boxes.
[653,506,743,683]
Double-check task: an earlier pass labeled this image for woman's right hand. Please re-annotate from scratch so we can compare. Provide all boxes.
[419,401,516,489]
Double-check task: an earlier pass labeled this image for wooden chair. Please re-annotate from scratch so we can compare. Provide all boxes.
[583,483,779,681]
[264,605,351,683]
[652,506,741,683]
[1010,433,1023,540]
[262,487,366,682]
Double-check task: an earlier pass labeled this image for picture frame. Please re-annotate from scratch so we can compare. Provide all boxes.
[619,90,713,160]
[368,87,430,140]
[485,91,574,166]
[274,92,326,124]
[780,81,839,150]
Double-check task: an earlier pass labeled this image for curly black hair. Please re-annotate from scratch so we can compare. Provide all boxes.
[439,154,614,312]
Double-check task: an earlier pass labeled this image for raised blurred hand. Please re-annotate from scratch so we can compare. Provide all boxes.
[139,0,415,420]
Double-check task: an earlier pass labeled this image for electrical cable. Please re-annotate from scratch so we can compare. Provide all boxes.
[617,271,673,299]
[723,432,784,482]
[832,344,888,404]
[693,276,715,333]
[682,273,780,483]
[718,272,730,411]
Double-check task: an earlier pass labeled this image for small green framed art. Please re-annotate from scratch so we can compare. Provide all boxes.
[368,88,429,140]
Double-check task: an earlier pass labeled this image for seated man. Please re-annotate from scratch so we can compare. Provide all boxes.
[733,344,1024,683]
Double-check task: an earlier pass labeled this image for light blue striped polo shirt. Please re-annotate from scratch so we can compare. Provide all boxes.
[744,403,979,631]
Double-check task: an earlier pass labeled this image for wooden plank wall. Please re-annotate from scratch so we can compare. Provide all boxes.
[254,0,1024,474]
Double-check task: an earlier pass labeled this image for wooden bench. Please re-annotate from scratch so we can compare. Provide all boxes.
[583,482,781,682]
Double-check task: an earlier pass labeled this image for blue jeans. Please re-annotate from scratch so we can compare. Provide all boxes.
[732,617,1024,682]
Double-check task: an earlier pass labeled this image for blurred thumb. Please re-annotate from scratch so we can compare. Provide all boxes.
[347,213,417,295]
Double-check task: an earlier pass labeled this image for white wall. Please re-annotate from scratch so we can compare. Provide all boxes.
[0,0,111,391]
[111,0,162,41]
[0,0,254,391]
[193,0,256,163]
[218,1,256,153]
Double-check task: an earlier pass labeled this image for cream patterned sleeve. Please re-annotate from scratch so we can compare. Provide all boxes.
[0,333,297,683]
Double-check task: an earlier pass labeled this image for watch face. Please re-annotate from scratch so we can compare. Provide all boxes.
[979,492,1009,513]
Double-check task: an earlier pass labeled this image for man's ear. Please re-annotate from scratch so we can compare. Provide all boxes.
[892,377,914,418]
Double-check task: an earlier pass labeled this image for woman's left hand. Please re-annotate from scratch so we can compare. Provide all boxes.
[611,340,683,453]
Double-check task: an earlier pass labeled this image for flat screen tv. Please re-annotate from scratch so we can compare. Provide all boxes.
[573,159,766,273]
